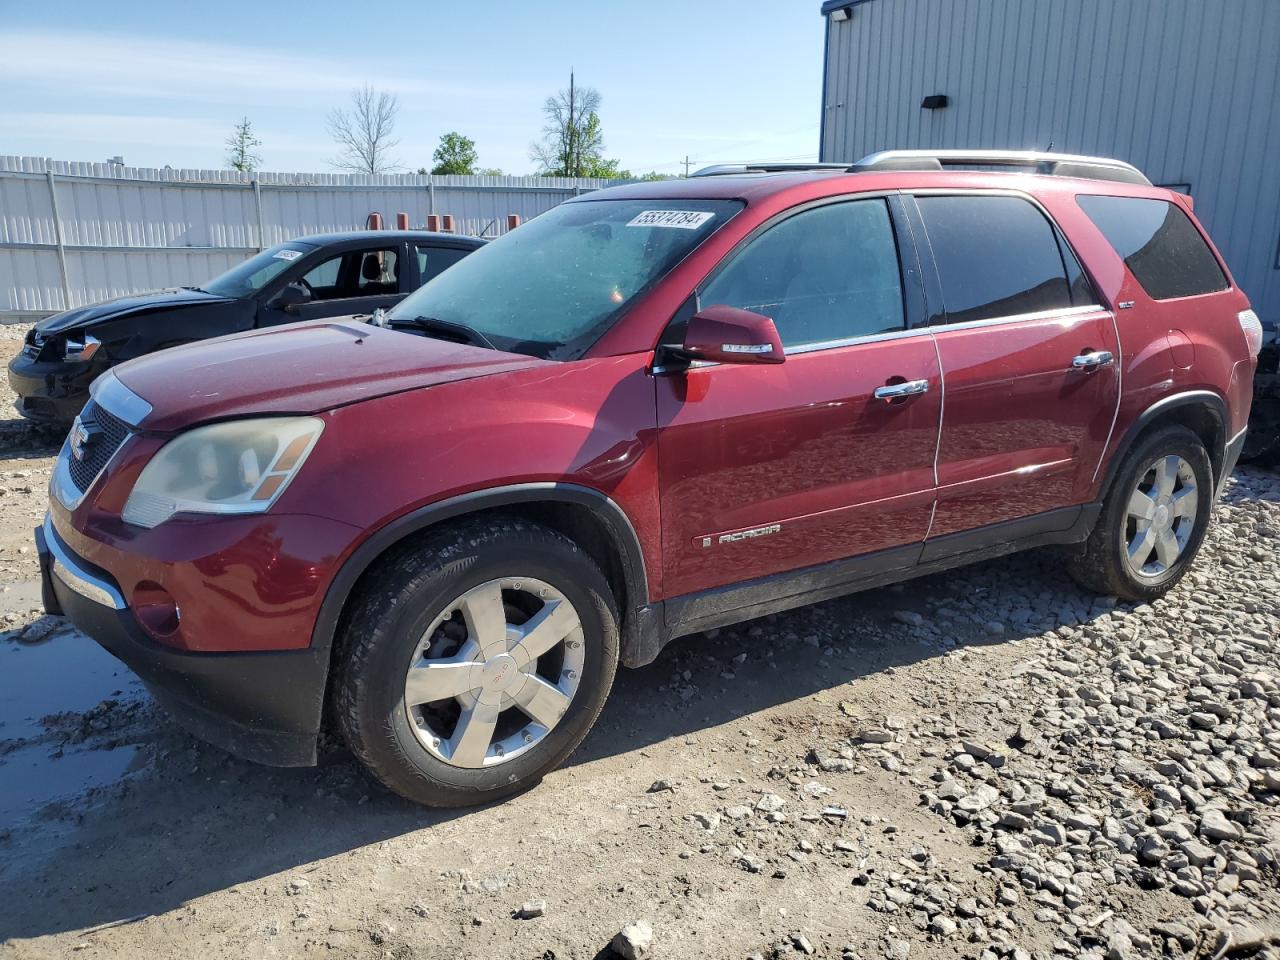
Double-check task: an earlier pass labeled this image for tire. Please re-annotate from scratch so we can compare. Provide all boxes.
[1067,424,1214,602]
[333,517,619,807]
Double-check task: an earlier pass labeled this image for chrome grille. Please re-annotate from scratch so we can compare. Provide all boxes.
[66,400,131,494]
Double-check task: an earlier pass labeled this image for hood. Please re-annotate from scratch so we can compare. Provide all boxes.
[112,319,549,432]
[36,288,232,334]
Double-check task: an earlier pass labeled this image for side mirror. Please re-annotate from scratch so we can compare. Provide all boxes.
[273,283,311,314]
[679,304,785,365]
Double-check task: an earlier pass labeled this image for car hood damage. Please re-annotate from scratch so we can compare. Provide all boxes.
[111,319,549,432]
[35,288,233,335]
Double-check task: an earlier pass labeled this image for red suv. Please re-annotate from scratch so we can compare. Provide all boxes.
[38,151,1261,807]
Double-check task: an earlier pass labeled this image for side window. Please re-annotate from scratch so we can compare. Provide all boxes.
[356,249,399,293]
[700,199,904,349]
[301,254,343,296]
[300,248,399,302]
[1077,195,1228,300]
[416,245,471,284]
[916,195,1075,324]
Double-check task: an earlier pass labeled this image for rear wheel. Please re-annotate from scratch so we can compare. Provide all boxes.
[1067,425,1214,601]
[333,518,619,807]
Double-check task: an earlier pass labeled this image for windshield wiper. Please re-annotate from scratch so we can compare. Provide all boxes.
[181,285,210,294]
[389,315,496,350]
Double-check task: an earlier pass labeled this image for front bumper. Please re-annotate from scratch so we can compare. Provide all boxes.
[7,352,104,425]
[37,515,328,766]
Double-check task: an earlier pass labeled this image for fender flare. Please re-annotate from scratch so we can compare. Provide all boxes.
[1097,389,1228,499]
[308,482,652,662]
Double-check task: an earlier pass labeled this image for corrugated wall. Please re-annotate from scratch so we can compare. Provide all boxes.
[819,0,1280,324]
[0,157,622,320]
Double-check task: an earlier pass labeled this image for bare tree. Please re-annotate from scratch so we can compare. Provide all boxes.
[530,72,605,177]
[225,117,262,172]
[328,85,401,174]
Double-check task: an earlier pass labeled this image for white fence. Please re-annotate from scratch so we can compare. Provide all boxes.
[0,157,624,321]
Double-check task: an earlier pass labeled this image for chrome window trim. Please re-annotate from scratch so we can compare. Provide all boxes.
[653,304,1110,368]
[43,513,126,610]
[929,304,1110,334]
[652,327,931,370]
[784,325,932,355]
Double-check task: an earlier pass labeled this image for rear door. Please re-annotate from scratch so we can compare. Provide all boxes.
[411,242,474,290]
[910,192,1120,548]
[655,195,941,600]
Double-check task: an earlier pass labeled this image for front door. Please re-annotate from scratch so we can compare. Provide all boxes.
[655,196,941,600]
[261,243,407,325]
[910,193,1121,544]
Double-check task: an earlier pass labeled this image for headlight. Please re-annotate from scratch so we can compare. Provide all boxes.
[64,334,102,361]
[122,417,324,528]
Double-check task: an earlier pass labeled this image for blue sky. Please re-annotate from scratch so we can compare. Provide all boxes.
[0,1,824,176]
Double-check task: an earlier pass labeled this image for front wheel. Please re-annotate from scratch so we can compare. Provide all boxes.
[333,518,619,807]
[1067,424,1214,602]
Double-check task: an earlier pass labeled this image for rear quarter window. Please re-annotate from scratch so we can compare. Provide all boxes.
[1076,195,1228,300]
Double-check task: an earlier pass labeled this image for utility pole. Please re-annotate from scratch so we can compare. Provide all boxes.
[566,71,576,177]
[682,155,692,177]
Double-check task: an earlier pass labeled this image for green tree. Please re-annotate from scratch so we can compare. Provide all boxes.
[225,116,262,172]
[529,73,625,178]
[580,156,630,179]
[429,132,479,175]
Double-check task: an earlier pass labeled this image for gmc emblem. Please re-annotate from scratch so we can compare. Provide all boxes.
[68,416,100,462]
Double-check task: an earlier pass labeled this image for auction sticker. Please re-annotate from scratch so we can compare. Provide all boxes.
[626,210,715,230]
[273,249,303,260]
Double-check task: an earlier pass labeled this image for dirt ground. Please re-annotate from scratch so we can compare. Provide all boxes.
[0,327,1277,960]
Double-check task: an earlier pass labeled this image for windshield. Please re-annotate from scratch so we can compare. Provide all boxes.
[202,242,316,299]
[386,199,742,359]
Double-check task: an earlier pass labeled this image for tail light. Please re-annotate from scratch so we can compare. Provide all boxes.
[1238,309,1263,357]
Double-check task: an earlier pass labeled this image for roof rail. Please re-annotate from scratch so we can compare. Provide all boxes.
[690,162,850,177]
[849,150,1152,186]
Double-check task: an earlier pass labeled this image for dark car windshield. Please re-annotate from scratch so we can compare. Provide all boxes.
[386,199,742,359]
[202,242,316,299]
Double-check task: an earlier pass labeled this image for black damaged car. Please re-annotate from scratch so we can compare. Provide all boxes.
[9,229,483,425]
[1243,316,1279,464]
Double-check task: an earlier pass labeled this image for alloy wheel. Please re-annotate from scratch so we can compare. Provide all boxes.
[1123,455,1199,579]
[403,578,585,768]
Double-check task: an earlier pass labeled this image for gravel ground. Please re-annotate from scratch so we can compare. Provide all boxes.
[0,326,1276,959]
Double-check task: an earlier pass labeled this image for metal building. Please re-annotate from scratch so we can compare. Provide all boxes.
[818,0,1280,327]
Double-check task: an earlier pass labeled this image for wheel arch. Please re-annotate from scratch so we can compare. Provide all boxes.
[310,483,657,672]
[1099,390,1228,501]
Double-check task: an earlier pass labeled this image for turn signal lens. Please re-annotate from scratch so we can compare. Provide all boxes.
[64,335,102,362]
[1239,309,1263,357]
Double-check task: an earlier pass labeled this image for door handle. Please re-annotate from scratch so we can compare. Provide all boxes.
[874,378,930,399]
[1071,350,1114,369]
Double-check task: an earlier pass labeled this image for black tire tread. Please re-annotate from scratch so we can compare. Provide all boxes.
[1067,424,1212,602]
[332,516,618,807]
